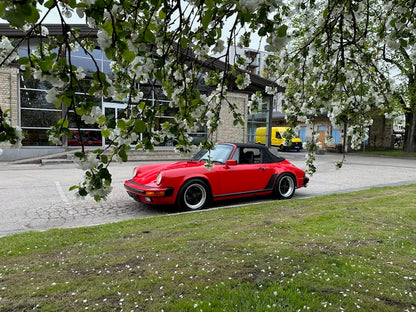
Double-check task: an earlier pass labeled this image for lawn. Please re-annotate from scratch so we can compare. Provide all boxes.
[355,149,416,159]
[1,185,415,311]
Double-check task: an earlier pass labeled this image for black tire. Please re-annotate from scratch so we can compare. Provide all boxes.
[274,173,296,199]
[280,144,285,152]
[177,179,210,210]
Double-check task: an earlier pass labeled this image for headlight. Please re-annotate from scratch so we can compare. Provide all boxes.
[156,172,163,185]
[133,167,139,177]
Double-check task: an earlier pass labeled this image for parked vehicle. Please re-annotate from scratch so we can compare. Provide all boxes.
[124,143,309,210]
[255,127,302,152]
[68,130,102,146]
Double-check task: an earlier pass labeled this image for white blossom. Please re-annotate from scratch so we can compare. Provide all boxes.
[97,29,112,50]
[45,88,60,105]
[240,0,261,12]
[40,26,49,36]
[76,67,86,80]
[236,73,251,90]
[74,153,100,170]
[211,40,225,54]
[0,36,18,65]
[81,106,104,125]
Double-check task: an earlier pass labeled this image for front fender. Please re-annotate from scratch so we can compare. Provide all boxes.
[159,166,220,198]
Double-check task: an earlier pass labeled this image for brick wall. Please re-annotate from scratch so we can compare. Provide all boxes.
[215,92,249,143]
[0,67,19,127]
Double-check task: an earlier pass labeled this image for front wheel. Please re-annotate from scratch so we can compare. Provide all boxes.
[177,179,210,210]
[274,173,296,199]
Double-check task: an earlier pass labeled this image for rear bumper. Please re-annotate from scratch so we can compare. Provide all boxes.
[303,176,309,187]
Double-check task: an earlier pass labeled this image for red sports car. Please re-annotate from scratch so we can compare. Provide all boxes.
[124,143,309,210]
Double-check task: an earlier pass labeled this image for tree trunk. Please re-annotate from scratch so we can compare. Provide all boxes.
[403,108,416,152]
[403,75,416,152]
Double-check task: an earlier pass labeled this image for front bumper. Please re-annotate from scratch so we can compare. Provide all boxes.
[124,179,175,205]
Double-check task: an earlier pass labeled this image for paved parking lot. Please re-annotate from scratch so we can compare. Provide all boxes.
[1,152,415,237]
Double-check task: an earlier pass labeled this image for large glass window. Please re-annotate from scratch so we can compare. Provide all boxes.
[18,44,207,147]
[20,74,64,146]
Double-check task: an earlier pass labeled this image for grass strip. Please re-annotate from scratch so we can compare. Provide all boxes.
[1,185,415,311]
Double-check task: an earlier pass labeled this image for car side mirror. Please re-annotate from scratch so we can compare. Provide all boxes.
[225,160,237,168]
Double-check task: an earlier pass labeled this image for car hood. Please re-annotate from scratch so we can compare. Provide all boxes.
[133,160,204,182]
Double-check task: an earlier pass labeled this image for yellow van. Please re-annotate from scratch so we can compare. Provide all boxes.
[255,127,303,152]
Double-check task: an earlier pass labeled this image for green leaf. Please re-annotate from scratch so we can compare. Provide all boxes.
[101,154,108,164]
[102,22,113,36]
[202,10,213,30]
[69,185,79,191]
[180,37,187,49]
[277,25,288,37]
[158,9,166,20]
[101,128,111,138]
[144,29,156,43]
[122,50,135,63]
[119,149,128,162]
[117,118,127,130]
[44,0,56,9]
[134,120,147,133]
[258,27,267,37]
[399,39,407,48]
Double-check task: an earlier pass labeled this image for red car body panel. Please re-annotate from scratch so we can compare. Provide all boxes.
[124,143,309,207]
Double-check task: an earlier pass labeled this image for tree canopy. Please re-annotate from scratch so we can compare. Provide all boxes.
[1,0,415,200]
[268,0,416,164]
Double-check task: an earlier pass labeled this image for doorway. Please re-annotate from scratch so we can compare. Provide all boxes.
[102,102,128,146]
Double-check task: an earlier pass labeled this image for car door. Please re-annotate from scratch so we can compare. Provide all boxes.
[216,147,275,196]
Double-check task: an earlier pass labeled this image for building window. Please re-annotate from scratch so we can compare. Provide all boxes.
[17,45,209,147]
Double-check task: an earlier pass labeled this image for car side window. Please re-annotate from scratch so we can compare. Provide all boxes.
[276,132,282,139]
[239,148,261,164]
[231,148,240,163]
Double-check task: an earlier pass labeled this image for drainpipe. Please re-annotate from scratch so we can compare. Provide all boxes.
[8,73,12,122]
[266,95,273,148]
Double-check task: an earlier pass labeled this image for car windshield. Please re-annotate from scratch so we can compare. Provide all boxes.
[193,144,234,164]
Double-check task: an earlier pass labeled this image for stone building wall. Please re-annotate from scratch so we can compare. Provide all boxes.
[215,93,249,143]
[368,115,394,150]
[0,67,19,127]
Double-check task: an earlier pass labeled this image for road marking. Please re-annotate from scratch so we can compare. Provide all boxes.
[55,181,69,204]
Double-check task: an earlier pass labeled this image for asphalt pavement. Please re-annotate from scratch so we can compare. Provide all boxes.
[1,152,415,237]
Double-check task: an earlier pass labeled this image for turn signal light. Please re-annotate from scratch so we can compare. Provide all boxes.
[144,190,165,196]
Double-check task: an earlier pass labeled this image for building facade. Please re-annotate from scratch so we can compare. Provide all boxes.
[0,24,394,161]
[0,24,280,161]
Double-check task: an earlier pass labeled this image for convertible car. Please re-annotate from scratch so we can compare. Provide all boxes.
[124,143,309,210]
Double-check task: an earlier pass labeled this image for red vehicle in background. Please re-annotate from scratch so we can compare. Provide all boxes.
[124,143,309,210]
[68,130,102,146]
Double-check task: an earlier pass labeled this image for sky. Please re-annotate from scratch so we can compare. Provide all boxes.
[1,4,265,51]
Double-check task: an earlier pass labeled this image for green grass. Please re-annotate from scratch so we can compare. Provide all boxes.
[354,149,416,159]
[1,185,416,311]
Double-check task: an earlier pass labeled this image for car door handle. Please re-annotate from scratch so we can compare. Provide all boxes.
[258,167,266,171]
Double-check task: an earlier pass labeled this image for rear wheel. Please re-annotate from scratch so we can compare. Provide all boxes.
[280,144,286,152]
[177,179,210,210]
[274,173,296,199]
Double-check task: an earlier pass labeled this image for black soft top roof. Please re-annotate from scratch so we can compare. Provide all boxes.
[221,142,286,163]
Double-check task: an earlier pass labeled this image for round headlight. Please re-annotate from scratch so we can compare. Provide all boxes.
[156,172,163,185]
[133,167,138,177]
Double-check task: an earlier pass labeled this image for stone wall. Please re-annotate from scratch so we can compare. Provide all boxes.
[215,92,249,143]
[368,115,394,150]
[0,67,19,127]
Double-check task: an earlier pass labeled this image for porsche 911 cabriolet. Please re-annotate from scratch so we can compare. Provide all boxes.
[124,143,309,210]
